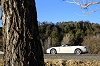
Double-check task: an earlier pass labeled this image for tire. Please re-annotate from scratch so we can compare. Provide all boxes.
[50,48,57,55]
[74,49,82,55]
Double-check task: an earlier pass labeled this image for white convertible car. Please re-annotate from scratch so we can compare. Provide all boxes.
[46,45,88,55]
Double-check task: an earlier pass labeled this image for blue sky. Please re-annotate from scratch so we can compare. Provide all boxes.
[36,0,100,24]
[0,0,100,27]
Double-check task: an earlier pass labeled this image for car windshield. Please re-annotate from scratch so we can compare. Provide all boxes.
[61,45,68,47]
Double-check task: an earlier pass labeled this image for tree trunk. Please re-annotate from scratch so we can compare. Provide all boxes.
[1,0,44,66]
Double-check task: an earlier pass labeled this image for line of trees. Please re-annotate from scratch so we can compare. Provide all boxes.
[0,20,100,54]
[38,21,100,54]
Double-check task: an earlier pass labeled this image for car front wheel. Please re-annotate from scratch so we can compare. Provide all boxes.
[50,48,57,54]
[74,49,82,55]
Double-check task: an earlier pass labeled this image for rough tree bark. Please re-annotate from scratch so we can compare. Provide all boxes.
[1,0,44,66]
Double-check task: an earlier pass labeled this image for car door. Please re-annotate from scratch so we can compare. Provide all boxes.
[59,45,72,53]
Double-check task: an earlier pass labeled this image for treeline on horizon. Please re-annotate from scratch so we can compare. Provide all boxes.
[38,21,100,54]
[38,20,100,45]
[0,21,100,54]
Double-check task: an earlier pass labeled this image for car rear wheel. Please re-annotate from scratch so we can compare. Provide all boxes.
[50,48,57,54]
[74,49,82,55]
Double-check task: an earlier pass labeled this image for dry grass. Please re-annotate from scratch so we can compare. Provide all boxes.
[0,59,3,66]
[44,59,100,66]
[0,59,100,66]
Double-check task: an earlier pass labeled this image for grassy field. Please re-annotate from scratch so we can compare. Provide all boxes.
[0,59,3,66]
[0,59,100,66]
[44,59,100,66]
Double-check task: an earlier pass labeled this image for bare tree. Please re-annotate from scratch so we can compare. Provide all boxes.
[1,0,44,66]
[64,0,100,14]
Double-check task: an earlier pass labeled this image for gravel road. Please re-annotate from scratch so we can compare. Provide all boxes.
[44,54,100,60]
